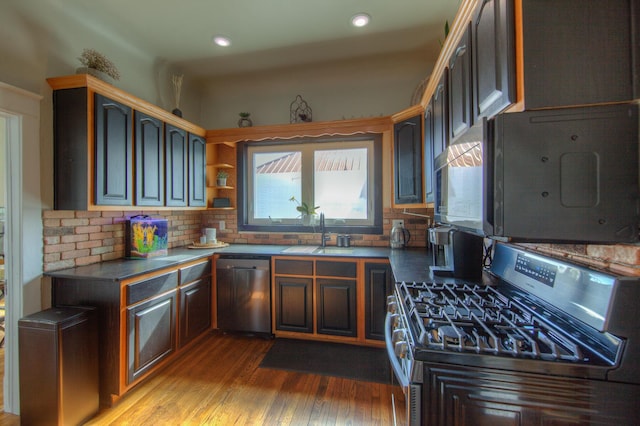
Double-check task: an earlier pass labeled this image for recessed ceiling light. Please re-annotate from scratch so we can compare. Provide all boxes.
[212,35,231,47]
[351,13,371,28]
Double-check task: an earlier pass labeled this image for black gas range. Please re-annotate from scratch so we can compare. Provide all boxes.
[386,243,640,425]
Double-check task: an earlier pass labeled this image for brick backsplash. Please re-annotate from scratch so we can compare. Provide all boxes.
[42,209,639,276]
[42,210,202,272]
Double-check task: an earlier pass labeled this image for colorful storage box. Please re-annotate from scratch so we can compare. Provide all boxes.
[125,216,168,258]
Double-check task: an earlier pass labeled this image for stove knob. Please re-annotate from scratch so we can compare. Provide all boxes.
[392,328,405,344]
[394,341,409,359]
[388,313,400,328]
[387,301,397,314]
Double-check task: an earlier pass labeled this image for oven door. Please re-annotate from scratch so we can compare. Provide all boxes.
[385,310,422,426]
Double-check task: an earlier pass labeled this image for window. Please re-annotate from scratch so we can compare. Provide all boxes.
[238,135,382,234]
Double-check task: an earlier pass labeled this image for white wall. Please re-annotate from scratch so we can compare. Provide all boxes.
[197,44,440,129]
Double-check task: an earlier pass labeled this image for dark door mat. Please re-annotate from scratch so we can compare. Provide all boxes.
[259,338,391,384]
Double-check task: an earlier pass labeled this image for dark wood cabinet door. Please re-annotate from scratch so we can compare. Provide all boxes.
[472,0,516,121]
[424,363,640,425]
[165,124,187,207]
[135,112,164,206]
[432,71,449,160]
[364,262,393,341]
[179,277,211,348]
[275,277,313,333]
[393,114,423,205]
[127,290,177,384]
[188,133,207,207]
[448,24,473,142]
[316,278,356,337]
[423,102,435,204]
[94,93,133,206]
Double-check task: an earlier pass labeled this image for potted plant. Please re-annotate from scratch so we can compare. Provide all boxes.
[216,170,229,186]
[238,112,252,127]
[77,49,120,83]
[290,196,320,225]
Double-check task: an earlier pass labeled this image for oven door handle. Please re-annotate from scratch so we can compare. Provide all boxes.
[385,312,410,388]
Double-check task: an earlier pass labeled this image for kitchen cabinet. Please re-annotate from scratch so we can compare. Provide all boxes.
[126,288,177,384]
[393,114,423,205]
[48,74,207,211]
[364,261,393,341]
[179,260,211,347]
[273,256,386,346]
[135,111,164,206]
[432,72,449,160]
[423,102,435,204]
[448,25,473,142]
[274,276,314,333]
[472,0,516,121]
[188,134,207,207]
[423,363,639,425]
[52,257,213,406]
[165,124,188,207]
[94,93,133,206]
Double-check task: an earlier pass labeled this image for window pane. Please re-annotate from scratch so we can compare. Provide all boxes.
[314,148,368,219]
[253,151,301,219]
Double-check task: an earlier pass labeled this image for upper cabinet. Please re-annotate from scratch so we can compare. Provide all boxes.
[448,25,473,142]
[472,0,516,121]
[393,113,423,206]
[421,0,639,119]
[48,74,207,211]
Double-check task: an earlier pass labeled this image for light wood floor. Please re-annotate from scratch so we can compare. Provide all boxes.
[2,332,406,425]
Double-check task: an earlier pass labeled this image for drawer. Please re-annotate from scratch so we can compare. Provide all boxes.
[180,260,211,285]
[126,270,179,305]
[316,260,357,278]
[274,259,313,276]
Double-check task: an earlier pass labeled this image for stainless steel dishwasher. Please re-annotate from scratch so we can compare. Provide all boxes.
[216,255,271,335]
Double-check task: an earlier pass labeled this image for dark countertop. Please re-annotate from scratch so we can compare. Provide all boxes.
[45,244,433,283]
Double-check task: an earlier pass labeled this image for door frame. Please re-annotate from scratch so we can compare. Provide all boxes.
[0,81,43,414]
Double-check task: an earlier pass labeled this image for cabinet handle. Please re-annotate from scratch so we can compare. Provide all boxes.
[449,45,467,69]
[435,84,444,101]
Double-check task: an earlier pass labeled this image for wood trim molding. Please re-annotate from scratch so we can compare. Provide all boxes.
[206,116,393,144]
[47,74,206,136]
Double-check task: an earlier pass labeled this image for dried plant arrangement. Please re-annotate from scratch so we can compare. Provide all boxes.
[172,74,184,109]
[77,49,120,80]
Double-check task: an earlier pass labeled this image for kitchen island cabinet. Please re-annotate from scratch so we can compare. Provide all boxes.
[51,256,212,407]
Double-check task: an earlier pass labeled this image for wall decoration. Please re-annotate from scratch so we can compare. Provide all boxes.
[238,112,253,127]
[171,74,184,117]
[289,95,312,123]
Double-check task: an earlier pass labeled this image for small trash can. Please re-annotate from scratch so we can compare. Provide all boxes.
[19,306,99,425]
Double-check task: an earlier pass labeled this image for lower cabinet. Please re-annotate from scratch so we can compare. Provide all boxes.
[316,279,356,337]
[127,290,177,384]
[52,257,212,407]
[364,261,393,340]
[273,257,390,345]
[275,276,313,333]
[179,277,211,348]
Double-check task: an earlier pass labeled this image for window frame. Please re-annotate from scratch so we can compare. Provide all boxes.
[237,134,383,234]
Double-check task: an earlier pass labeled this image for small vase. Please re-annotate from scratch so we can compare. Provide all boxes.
[302,214,311,226]
[238,117,252,127]
[172,108,183,117]
[217,178,227,187]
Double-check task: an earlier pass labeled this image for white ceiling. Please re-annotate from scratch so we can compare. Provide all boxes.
[17,0,461,78]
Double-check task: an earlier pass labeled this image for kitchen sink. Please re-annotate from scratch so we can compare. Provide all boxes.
[280,246,319,254]
[313,247,354,254]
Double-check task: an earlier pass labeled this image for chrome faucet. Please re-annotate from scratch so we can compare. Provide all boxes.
[320,213,330,247]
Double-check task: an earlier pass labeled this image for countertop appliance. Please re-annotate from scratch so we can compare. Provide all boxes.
[216,255,271,335]
[390,219,411,249]
[428,226,483,279]
[386,243,640,425]
[434,103,639,243]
